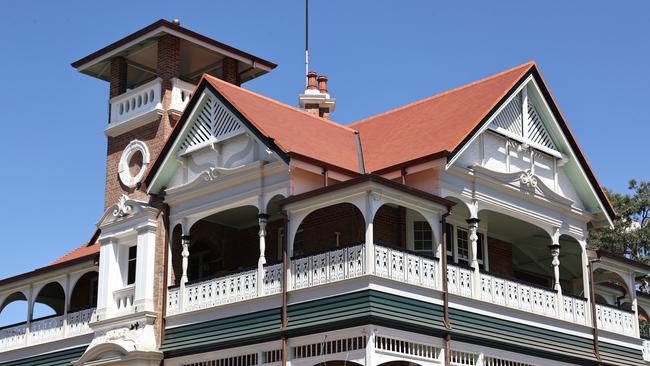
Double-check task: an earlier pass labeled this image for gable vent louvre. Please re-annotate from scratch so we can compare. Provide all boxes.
[178,93,245,154]
[491,93,523,136]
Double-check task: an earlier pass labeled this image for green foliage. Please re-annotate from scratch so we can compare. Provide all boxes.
[589,180,650,263]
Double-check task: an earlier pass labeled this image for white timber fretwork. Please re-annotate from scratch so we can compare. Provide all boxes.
[178,93,245,155]
[489,88,557,152]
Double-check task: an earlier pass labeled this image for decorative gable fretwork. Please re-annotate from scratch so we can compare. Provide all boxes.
[489,88,557,152]
[178,93,244,155]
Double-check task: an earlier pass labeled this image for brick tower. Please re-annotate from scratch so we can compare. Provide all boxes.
[71,19,277,209]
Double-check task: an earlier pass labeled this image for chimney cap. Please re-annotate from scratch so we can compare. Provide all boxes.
[172,19,181,25]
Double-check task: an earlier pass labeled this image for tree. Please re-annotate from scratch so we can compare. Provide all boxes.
[589,180,650,263]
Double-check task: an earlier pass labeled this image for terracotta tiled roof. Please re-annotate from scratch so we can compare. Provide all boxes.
[202,75,362,173]
[350,62,534,173]
[50,242,99,265]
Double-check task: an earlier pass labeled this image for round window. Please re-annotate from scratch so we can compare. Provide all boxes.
[118,140,150,188]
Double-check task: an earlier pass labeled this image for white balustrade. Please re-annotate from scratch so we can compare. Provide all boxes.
[30,315,64,343]
[596,304,636,337]
[562,295,587,325]
[66,308,96,336]
[479,272,558,318]
[373,245,438,289]
[170,78,196,112]
[109,78,163,126]
[0,323,28,351]
[168,263,285,316]
[114,286,135,312]
[264,263,283,296]
[0,308,94,352]
[447,264,473,297]
[291,244,365,290]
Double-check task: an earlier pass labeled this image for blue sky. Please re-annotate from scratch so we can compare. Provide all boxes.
[0,1,648,320]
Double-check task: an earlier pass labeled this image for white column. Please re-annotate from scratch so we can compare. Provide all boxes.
[63,274,70,338]
[467,217,480,298]
[550,230,562,293]
[96,237,120,319]
[630,272,641,338]
[258,213,269,295]
[25,285,33,346]
[364,192,375,275]
[134,223,157,312]
[579,241,593,326]
[179,233,190,311]
[364,327,376,366]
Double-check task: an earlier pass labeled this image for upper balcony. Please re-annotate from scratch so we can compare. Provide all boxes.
[0,268,98,356]
[106,77,195,137]
[163,175,646,349]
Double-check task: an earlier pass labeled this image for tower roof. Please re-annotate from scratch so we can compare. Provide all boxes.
[71,19,277,86]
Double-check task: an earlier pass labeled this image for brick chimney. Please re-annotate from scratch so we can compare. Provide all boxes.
[299,71,336,118]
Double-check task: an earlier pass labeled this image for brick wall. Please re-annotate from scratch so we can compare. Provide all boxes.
[222,57,240,86]
[297,203,366,256]
[487,237,513,277]
[373,205,406,247]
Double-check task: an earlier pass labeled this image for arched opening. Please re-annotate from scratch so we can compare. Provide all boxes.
[373,204,437,257]
[293,203,365,257]
[443,197,481,268]
[170,224,183,286]
[69,272,99,312]
[266,195,286,263]
[476,209,553,288]
[32,282,65,320]
[187,205,260,282]
[558,235,585,298]
[593,268,632,308]
[0,292,27,328]
[313,361,364,366]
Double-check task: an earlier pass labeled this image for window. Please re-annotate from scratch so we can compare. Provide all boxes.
[445,223,488,270]
[456,228,469,264]
[127,246,137,285]
[445,223,454,262]
[413,221,433,252]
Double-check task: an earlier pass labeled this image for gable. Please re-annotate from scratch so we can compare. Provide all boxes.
[147,87,286,194]
[450,71,614,227]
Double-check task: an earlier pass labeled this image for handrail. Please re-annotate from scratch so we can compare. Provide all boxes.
[479,269,557,293]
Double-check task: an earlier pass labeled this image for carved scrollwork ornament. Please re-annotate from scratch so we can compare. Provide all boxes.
[519,169,538,188]
[112,194,133,218]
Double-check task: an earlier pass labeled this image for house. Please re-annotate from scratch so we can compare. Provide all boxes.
[0,19,648,366]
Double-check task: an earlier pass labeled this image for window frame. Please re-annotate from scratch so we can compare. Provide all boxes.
[445,219,489,271]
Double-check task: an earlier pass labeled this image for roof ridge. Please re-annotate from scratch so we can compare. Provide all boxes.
[203,74,359,134]
[349,61,535,128]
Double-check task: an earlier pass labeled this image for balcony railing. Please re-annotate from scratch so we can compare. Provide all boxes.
[107,77,195,135]
[113,285,135,313]
[0,308,95,352]
[165,243,639,339]
[167,263,283,316]
[596,303,636,337]
[109,78,162,127]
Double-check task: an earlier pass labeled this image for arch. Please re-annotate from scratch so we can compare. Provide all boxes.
[373,203,439,256]
[0,292,28,327]
[69,271,99,312]
[443,196,472,219]
[32,282,65,320]
[186,205,260,282]
[557,234,585,297]
[378,362,424,366]
[474,209,553,287]
[312,361,364,366]
[265,194,286,215]
[291,202,365,257]
[74,342,129,365]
